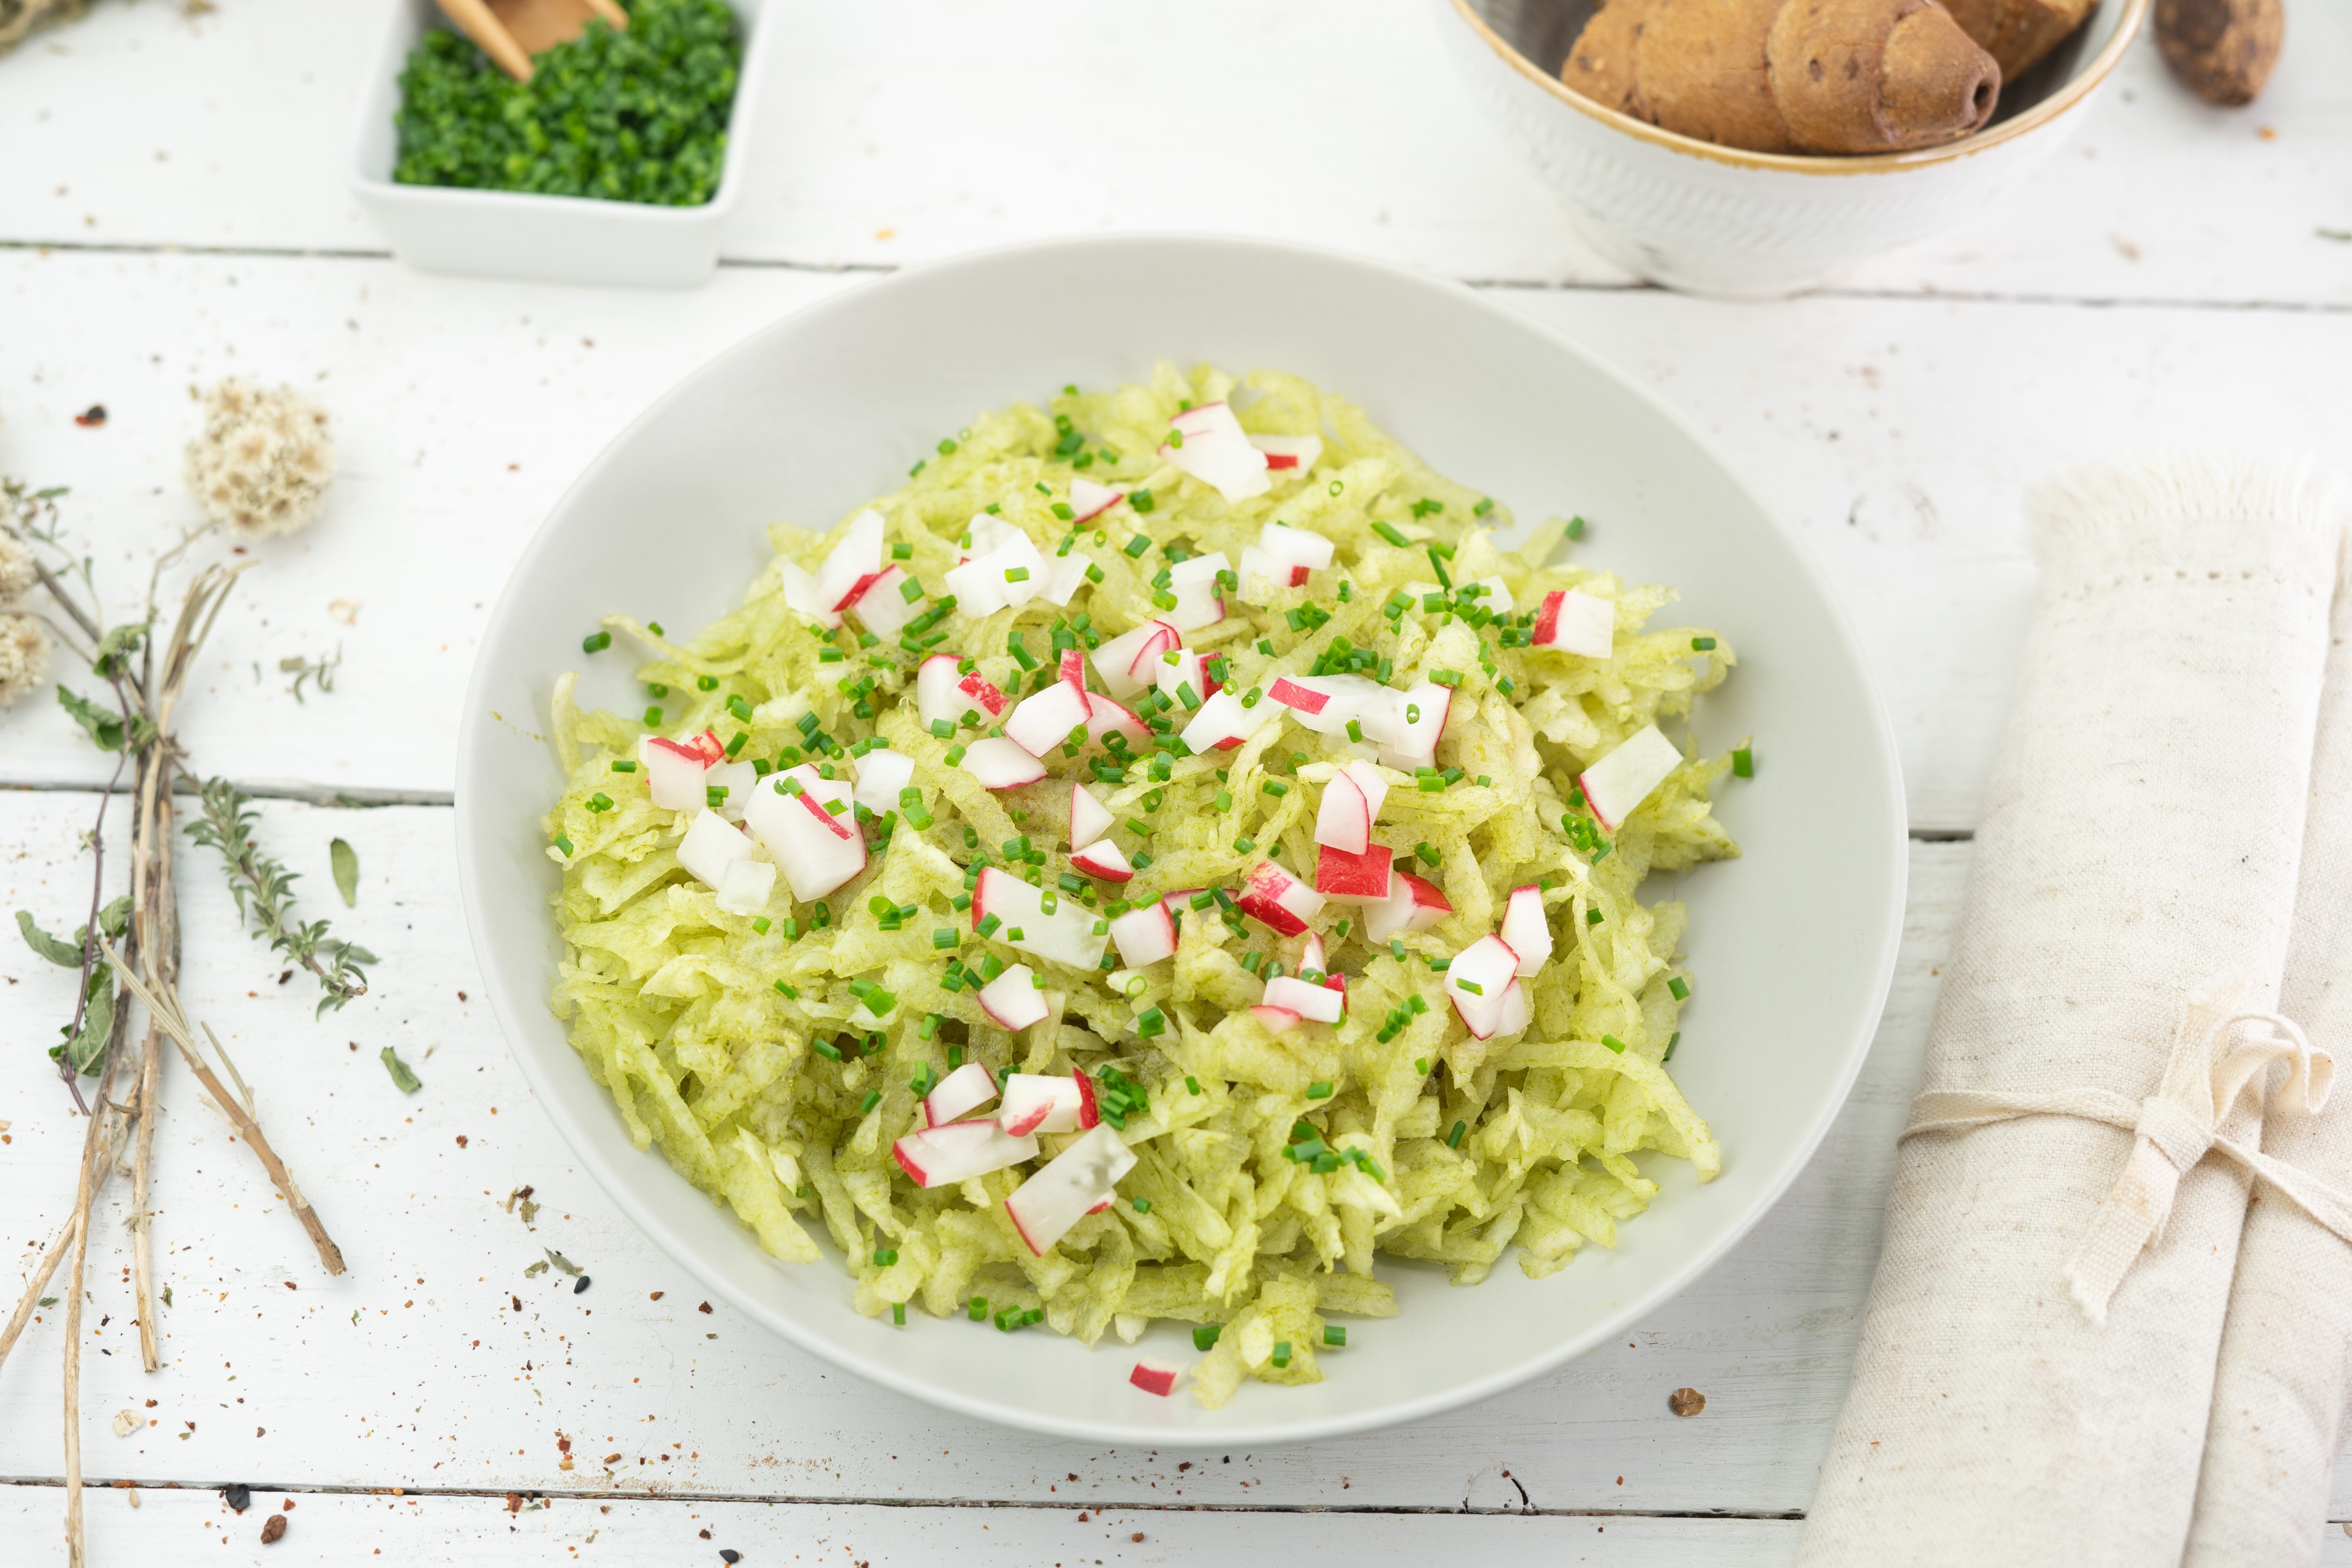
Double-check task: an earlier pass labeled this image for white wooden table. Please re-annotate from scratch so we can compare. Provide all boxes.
[4,3,2350,1562]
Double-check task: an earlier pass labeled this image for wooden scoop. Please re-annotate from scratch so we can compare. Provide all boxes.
[435,0,627,83]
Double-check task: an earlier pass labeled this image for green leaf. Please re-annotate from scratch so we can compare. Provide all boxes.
[92,620,148,678]
[54,685,153,753]
[96,895,133,942]
[380,1046,422,1093]
[161,1285,172,1308]
[64,962,115,1075]
[37,1298,56,1309]
[16,910,84,967]
[330,838,360,908]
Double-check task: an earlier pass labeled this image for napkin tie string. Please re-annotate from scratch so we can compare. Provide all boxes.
[1901,980,2352,1325]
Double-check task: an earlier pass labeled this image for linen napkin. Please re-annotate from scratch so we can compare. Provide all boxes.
[1799,459,2341,1567]
[2186,518,2352,1568]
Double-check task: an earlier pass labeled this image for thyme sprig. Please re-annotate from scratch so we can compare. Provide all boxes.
[185,775,374,1015]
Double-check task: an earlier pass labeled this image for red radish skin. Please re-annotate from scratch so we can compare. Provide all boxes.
[1268,676,1327,715]
[1070,841,1135,883]
[1129,1359,1185,1398]
[1108,900,1179,967]
[920,1060,1000,1128]
[1074,1069,1100,1130]
[891,1119,1039,1188]
[799,788,856,841]
[1086,693,1150,748]
[1263,975,1344,1023]
[1250,1004,1304,1034]
[1315,841,1394,901]
[1237,861,1325,936]
[1060,647,1087,694]
[1068,477,1125,523]
[998,1073,1082,1137]
[958,671,1010,718]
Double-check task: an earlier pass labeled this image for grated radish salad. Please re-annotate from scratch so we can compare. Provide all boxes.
[542,365,1742,1407]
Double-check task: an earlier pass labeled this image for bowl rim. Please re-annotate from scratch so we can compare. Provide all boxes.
[346,0,771,221]
[1444,0,2150,176]
[456,232,1910,1446]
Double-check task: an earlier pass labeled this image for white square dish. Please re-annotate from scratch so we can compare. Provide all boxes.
[349,0,772,288]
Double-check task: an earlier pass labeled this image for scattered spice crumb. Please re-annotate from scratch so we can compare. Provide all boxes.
[455,1134,469,1148]
[649,1290,664,1300]
[574,1275,592,1295]
[259,1512,287,1544]
[1131,1532,1144,1543]
[720,1552,741,1564]
[1669,1386,1706,1417]
[75,404,107,427]
[223,1485,251,1513]
[698,1301,713,1314]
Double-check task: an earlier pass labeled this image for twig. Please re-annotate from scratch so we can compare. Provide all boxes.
[129,741,178,1372]
[0,1102,132,1378]
[185,774,372,1012]
[62,1042,122,1568]
[101,941,348,1276]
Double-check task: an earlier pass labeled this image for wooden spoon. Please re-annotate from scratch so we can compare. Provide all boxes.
[435,0,627,84]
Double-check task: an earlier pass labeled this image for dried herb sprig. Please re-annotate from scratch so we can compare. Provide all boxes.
[185,775,374,1014]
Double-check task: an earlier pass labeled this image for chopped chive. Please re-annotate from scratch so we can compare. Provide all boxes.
[1271,1341,1292,1369]
[1692,636,1718,651]
[1602,1034,1628,1054]
[969,1296,988,1322]
[1446,1119,1467,1149]
[1664,1031,1680,1062]
[1669,976,1689,1001]
[1131,1197,1151,1213]
[610,758,638,773]
[774,979,800,999]
[813,1039,841,1060]
[1193,1323,1221,1351]
[1587,908,1605,925]
[698,674,720,691]
[1261,781,1288,797]
[588,792,613,812]
[1305,1081,1332,1099]
[752,916,772,935]
[552,834,573,857]
[1323,1325,1347,1347]
[1186,1075,1202,1095]
[873,1248,898,1266]
[1372,521,1409,549]
[582,630,611,653]
[1732,747,1754,778]
[893,1302,907,1326]
[1414,1057,1429,1075]
[860,1090,881,1114]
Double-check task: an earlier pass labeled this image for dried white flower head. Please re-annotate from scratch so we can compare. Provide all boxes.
[0,527,35,600]
[0,610,51,707]
[183,378,335,541]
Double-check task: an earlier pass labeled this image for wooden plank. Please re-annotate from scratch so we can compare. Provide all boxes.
[1,787,1954,1513]
[11,252,2352,828]
[0,1,2344,306]
[1,1484,1813,1567]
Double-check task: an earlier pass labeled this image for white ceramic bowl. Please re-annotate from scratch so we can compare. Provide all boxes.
[349,0,773,289]
[1437,0,2148,297]
[456,235,1907,1446]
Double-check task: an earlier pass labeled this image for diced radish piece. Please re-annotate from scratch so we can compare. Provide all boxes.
[1300,932,1326,977]
[961,737,1049,790]
[1074,1068,1100,1129]
[638,735,713,811]
[681,730,729,767]
[1070,840,1134,883]
[1268,676,1328,716]
[1263,975,1344,1024]
[1236,860,1324,937]
[921,1060,1000,1128]
[1236,544,1304,603]
[1312,762,1382,853]
[1445,934,1521,1039]
[1495,978,1531,1037]
[971,866,1110,968]
[1257,521,1334,570]
[1531,589,1614,658]
[1005,1124,1137,1255]
[705,759,759,820]
[1004,681,1093,758]
[1108,900,1178,967]
[1165,552,1231,633]
[779,561,844,629]
[1377,681,1450,768]
[1177,690,1278,753]
[1158,402,1270,504]
[1129,1357,1187,1398]
[1040,550,1093,607]
[1364,870,1452,943]
[1068,477,1125,523]
[1248,434,1324,474]
[1058,647,1087,694]
[853,747,916,818]
[1467,575,1514,615]
[977,963,1050,1031]
[944,530,1050,617]
[846,566,917,638]
[1070,783,1114,851]
[1578,724,1682,831]
[714,857,774,917]
[744,767,867,900]
[1314,841,1394,901]
[1250,1004,1303,1034]
[816,509,887,613]
[959,670,1010,718]
[1091,618,1184,700]
[1153,648,1205,705]
[998,1072,1083,1138]
[916,654,967,727]
[1501,885,1552,977]
[1275,674,1388,739]
[893,1118,1039,1188]
[677,808,753,888]
[961,511,1023,563]
[1086,692,1151,748]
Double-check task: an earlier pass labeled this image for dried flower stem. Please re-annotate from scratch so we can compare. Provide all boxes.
[0,1100,131,1378]
[102,943,348,1276]
[129,740,178,1372]
[62,1042,123,1568]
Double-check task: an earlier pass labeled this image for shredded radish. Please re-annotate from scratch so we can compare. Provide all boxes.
[976,963,1050,1031]
[1005,1124,1137,1256]
[1578,724,1682,831]
[1531,588,1615,659]
[1501,885,1553,977]
[1157,402,1270,503]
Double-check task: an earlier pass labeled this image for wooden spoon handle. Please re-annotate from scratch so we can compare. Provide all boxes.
[584,0,628,28]
[435,0,534,83]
